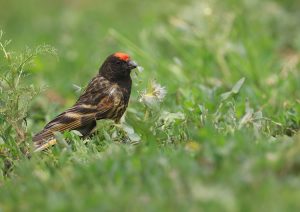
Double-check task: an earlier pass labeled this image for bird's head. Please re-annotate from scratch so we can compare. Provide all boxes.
[99,52,137,81]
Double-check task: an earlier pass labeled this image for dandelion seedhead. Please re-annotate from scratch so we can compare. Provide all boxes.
[139,80,167,107]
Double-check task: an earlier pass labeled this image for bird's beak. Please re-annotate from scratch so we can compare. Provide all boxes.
[127,60,138,70]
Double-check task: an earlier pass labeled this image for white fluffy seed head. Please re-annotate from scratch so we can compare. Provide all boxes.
[139,80,167,106]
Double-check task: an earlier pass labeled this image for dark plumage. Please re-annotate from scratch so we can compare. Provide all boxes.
[33,52,137,151]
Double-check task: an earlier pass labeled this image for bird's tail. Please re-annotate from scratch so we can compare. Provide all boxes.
[33,138,57,152]
[32,129,57,152]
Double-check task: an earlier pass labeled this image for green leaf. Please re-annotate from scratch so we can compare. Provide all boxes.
[54,131,68,148]
[128,133,141,142]
[70,130,83,137]
[231,77,245,94]
[0,137,4,144]
[220,91,232,101]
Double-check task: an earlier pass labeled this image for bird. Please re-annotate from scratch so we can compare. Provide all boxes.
[32,52,137,151]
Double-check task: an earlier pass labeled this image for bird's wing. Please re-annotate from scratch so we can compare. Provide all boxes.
[33,76,116,149]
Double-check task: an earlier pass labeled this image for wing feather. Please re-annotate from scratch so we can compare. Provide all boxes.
[33,76,115,149]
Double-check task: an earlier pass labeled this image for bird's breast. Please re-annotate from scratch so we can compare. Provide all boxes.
[106,85,130,122]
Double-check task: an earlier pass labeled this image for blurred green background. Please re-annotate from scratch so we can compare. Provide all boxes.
[1,0,185,97]
[1,0,300,211]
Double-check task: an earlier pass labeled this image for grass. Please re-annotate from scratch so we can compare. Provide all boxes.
[0,0,300,211]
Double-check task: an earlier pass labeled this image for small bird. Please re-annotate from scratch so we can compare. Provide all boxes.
[33,52,137,151]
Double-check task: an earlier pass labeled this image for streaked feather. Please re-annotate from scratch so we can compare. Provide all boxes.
[33,76,131,151]
[33,52,134,151]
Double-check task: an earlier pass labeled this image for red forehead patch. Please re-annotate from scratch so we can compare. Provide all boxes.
[114,52,130,61]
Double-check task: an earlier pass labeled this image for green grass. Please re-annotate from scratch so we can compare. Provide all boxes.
[0,0,300,211]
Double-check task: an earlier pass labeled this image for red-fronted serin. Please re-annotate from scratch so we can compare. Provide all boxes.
[33,52,137,151]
